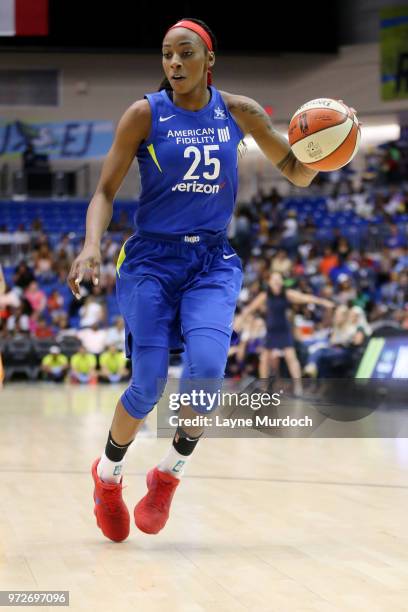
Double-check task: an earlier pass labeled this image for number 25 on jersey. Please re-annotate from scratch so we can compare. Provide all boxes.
[183,145,220,180]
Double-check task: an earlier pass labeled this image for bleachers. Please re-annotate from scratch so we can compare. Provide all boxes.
[0,197,406,241]
[278,196,407,249]
[0,199,136,233]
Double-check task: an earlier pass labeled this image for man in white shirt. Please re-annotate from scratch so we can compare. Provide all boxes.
[77,323,107,356]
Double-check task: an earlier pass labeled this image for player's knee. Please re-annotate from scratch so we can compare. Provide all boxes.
[121,375,167,419]
[179,378,222,414]
[193,353,225,379]
[182,333,229,414]
[120,344,169,419]
[186,331,229,379]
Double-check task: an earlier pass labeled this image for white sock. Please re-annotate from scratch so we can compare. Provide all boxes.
[97,453,126,484]
[158,446,190,479]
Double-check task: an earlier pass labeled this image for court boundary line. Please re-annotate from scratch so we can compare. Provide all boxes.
[1,467,408,489]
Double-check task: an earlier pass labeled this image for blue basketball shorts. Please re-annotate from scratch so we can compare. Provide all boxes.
[115,230,243,356]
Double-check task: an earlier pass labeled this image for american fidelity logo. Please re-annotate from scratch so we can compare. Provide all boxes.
[218,127,230,142]
[166,126,230,145]
[167,127,216,145]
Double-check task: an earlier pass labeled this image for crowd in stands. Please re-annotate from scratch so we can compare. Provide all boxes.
[226,169,407,378]
[0,230,131,382]
[0,163,407,383]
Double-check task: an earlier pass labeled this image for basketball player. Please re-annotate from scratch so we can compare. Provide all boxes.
[67,18,319,543]
[240,271,333,395]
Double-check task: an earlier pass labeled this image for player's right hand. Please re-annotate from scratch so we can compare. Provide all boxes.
[67,244,101,300]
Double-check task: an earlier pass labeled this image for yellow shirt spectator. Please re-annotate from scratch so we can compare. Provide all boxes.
[99,350,127,374]
[42,354,68,369]
[71,352,97,374]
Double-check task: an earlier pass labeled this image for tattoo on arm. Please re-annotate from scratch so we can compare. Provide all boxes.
[229,96,318,185]
[229,100,275,133]
[229,101,265,118]
[276,150,296,171]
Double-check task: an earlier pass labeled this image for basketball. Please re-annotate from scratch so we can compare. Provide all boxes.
[288,98,361,171]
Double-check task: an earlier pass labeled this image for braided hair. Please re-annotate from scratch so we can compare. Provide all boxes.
[158,18,217,92]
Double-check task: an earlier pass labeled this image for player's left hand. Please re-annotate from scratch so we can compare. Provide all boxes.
[67,244,101,299]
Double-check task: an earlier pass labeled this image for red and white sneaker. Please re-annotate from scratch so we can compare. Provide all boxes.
[91,458,130,542]
[134,467,180,534]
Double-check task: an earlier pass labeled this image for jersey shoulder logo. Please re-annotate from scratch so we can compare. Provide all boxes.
[214,106,227,120]
[159,114,176,122]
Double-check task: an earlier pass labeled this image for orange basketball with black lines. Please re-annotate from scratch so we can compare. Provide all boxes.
[288,98,361,171]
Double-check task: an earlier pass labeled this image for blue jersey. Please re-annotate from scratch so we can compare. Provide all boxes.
[134,85,244,234]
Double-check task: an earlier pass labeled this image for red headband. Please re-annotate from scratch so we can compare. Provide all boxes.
[165,19,213,85]
[166,20,213,51]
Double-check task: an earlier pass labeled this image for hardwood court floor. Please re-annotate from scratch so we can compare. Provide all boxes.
[1,383,408,611]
